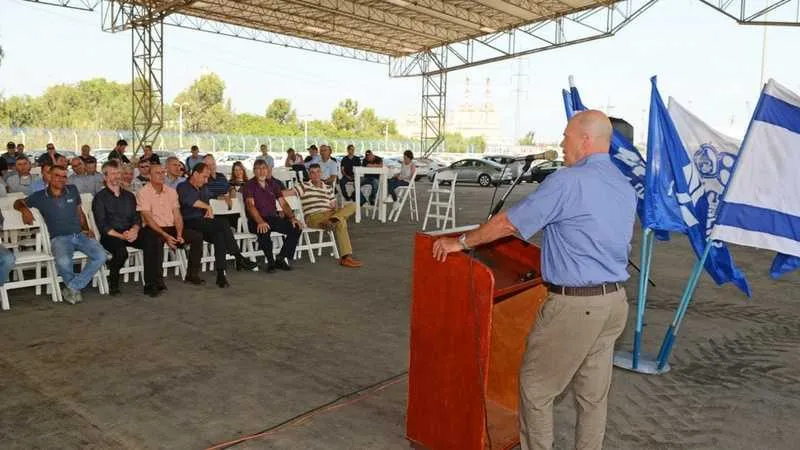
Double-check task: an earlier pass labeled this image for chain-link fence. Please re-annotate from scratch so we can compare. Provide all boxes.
[0,128,423,155]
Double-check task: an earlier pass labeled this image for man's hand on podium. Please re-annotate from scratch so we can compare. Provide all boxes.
[433,237,462,262]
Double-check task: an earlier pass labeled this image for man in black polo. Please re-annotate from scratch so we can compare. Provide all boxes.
[36,143,61,167]
[108,139,131,164]
[93,161,163,297]
[338,144,361,202]
[138,144,160,165]
[177,163,256,288]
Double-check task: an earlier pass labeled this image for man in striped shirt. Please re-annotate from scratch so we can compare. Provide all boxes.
[290,163,362,268]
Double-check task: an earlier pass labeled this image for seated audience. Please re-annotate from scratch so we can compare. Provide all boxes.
[136,163,205,286]
[68,157,103,195]
[3,142,17,168]
[165,156,185,189]
[304,145,321,167]
[14,165,107,304]
[139,144,160,165]
[177,163,256,287]
[318,145,338,186]
[290,164,361,268]
[202,154,230,199]
[185,145,203,171]
[30,162,51,193]
[132,159,151,192]
[256,144,274,168]
[387,150,416,201]
[285,148,308,181]
[120,164,136,192]
[338,144,361,202]
[36,143,60,167]
[229,162,248,192]
[80,144,92,160]
[6,156,40,195]
[108,139,131,163]
[92,161,162,297]
[360,150,383,205]
[242,160,301,273]
[0,210,16,287]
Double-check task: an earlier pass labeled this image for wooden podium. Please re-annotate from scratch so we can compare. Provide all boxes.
[406,228,548,450]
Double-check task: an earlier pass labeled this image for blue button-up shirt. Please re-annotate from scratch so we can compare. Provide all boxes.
[507,153,636,287]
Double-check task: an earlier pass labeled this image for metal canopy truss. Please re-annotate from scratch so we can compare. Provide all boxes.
[102,1,165,153]
[21,0,100,11]
[390,0,658,77]
[700,0,800,25]
[420,52,448,157]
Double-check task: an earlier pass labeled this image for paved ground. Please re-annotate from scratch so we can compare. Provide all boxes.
[1,180,799,449]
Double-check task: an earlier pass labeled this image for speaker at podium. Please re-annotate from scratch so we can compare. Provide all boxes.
[406,226,548,450]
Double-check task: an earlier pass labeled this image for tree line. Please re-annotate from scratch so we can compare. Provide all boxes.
[0,71,486,152]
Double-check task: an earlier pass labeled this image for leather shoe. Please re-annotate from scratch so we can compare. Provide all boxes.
[236,257,257,271]
[216,273,230,288]
[143,285,160,298]
[275,259,292,271]
[339,255,362,268]
[184,275,206,285]
[265,262,276,274]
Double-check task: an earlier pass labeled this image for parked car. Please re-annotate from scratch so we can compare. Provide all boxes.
[413,157,446,181]
[482,155,525,179]
[525,160,565,183]
[429,158,513,187]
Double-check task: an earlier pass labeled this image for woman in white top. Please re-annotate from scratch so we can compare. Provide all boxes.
[388,150,416,201]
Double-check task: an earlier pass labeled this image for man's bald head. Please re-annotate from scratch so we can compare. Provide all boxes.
[561,109,613,166]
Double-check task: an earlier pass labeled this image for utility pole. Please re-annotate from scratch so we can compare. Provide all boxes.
[511,57,529,142]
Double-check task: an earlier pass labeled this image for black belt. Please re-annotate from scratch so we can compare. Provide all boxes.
[546,282,621,297]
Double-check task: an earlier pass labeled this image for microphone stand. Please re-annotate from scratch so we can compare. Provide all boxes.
[487,158,534,220]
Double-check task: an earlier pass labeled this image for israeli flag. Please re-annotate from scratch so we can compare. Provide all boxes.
[562,84,670,241]
[647,77,751,296]
[712,79,800,278]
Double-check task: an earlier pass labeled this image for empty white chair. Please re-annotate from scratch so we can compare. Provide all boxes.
[272,168,297,189]
[0,208,60,310]
[422,171,457,231]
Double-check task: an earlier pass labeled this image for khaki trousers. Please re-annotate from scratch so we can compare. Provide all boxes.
[304,203,356,257]
[519,289,628,450]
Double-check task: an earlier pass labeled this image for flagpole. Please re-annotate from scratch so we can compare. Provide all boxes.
[655,240,713,371]
[633,228,655,369]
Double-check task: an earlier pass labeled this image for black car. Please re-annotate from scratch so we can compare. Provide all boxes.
[526,160,564,183]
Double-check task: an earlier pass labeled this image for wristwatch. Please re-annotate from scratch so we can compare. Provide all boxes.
[458,233,471,250]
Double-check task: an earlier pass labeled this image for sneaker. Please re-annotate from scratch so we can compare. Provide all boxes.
[61,287,76,304]
[73,289,83,304]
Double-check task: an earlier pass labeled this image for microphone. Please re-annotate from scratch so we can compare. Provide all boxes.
[514,149,559,163]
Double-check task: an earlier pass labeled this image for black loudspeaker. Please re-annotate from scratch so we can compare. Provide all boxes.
[610,117,634,143]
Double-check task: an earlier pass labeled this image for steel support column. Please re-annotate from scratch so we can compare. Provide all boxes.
[420,50,447,158]
[103,1,164,155]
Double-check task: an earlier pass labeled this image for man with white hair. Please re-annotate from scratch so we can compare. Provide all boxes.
[432,110,636,450]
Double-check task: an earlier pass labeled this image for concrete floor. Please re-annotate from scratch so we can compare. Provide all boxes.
[1,181,799,449]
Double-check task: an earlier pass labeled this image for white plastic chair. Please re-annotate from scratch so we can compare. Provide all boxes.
[422,171,457,231]
[0,192,25,210]
[272,168,297,189]
[228,195,262,261]
[284,195,339,263]
[0,208,61,310]
[81,193,144,286]
[388,177,419,223]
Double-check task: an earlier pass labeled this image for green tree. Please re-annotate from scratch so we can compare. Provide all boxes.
[172,73,233,133]
[444,133,486,153]
[265,98,297,125]
[0,96,41,128]
[331,98,359,132]
[518,131,535,145]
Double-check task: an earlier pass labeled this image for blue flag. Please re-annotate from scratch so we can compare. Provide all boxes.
[562,84,670,241]
[648,77,751,296]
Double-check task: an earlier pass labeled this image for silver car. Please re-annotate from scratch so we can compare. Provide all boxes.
[429,158,513,187]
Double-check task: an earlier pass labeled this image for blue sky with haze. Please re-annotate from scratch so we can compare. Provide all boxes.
[1,0,798,142]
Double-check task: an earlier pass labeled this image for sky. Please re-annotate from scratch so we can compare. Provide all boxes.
[1,0,799,143]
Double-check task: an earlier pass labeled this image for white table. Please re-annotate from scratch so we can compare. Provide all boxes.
[354,166,389,223]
